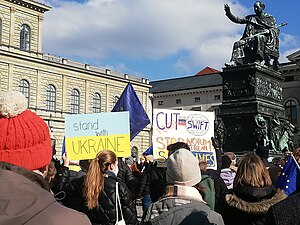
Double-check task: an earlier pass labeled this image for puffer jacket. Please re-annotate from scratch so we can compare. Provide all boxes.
[84,171,137,225]
[218,185,287,225]
[0,169,91,225]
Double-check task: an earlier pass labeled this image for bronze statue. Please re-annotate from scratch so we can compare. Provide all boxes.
[254,114,269,147]
[224,1,286,70]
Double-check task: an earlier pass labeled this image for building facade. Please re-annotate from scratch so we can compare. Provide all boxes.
[0,0,152,156]
[150,72,222,114]
[280,50,300,147]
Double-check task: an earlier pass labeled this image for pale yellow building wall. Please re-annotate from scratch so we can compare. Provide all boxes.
[0,0,151,158]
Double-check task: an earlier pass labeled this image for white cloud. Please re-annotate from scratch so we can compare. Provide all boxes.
[40,0,300,76]
[279,47,300,63]
[280,33,299,48]
[42,0,247,62]
[174,35,239,73]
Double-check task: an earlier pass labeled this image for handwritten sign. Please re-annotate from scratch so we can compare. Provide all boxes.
[152,109,216,169]
[65,112,130,160]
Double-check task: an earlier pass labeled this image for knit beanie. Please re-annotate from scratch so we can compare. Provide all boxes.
[0,91,52,170]
[166,148,201,187]
[255,145,269,159]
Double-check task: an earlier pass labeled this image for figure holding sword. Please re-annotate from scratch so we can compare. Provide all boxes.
[224,1,287,70]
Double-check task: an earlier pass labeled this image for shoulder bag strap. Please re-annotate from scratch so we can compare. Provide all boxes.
[116,182,124,221]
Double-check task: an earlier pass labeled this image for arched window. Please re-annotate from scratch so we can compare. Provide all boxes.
[285,100,297,125]
[46,85,56,111]
[20,24,30,51]
[19,79,30,106]
[71,89,80,114]
[92,92,101,113]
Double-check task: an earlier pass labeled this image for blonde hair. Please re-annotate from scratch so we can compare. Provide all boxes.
[84,150,117,209]
[233,152,272,188]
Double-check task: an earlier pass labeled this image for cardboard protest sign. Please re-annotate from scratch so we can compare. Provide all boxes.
[152,109,216,169]
[65,111,130,160]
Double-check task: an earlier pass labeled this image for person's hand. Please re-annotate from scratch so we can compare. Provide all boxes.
[224,4,231,14]
[62,153,70,167]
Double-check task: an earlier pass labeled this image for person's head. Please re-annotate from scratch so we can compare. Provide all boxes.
[221,155,232,169]
[143,154,153,163]
[166,149,201,187]
[84,150,117,209]
[233,152,272,188]
[272,157,285,169]
[223,152,237,165]
[254,1,265,15]
[125,156,134,166]
[255,145,269,159]
[198,159,208,172]
[293,148,300,164]
[0,91,52,176]
[167,142,190,157]
[45,159,57,183]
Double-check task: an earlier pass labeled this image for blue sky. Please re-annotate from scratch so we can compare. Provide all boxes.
[40,0,300,81]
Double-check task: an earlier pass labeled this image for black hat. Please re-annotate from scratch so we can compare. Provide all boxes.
[255,145,269,158]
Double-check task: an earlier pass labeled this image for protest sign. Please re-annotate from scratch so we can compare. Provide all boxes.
[152,109,216,169]
[65,111,130,160]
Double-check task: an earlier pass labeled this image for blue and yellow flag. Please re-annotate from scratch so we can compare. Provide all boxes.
[112,83,150,140]
[276,155,300,195]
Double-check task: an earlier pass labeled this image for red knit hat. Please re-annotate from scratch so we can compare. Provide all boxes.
[0,91,52,170]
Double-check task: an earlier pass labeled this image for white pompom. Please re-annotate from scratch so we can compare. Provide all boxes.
[0,91,28,118]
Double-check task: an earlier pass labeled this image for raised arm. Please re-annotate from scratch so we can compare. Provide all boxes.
[224,4,247,24]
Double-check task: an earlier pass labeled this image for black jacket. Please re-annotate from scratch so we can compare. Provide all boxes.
[57,165,86,211]
[218,185,286,225]
[117,158,136,196]
[266,191,300,225]
[84,171,138,225]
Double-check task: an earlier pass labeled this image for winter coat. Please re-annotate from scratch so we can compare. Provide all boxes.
[148,162,167,202]
[138,162,151,197]
[117,158,136,196]
[220,168,236,189]
[218,185,287,225]
[0,169,91,225]
[84,171,138,225]
[266,191,300,225]
[261,158,282,185]
[57,165,86,211]
[200,174,215,210]
[141,185,224,225]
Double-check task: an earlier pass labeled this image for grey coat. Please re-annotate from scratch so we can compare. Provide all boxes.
[141,197,224,225]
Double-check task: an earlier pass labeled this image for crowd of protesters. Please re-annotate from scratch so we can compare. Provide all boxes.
[1,90,300,225]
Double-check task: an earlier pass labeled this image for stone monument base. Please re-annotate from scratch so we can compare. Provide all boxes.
[220,63,284,153]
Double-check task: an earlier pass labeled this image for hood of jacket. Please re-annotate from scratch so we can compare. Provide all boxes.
[225,186,286,215]
[0,170,56,225]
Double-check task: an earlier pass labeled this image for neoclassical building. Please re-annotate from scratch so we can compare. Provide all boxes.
[0,0,152,156]
[150,68,222,114]
[280,50,300,146]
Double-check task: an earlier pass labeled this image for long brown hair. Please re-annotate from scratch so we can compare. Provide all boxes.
[233,152,272,188]
[84,150,117,209]
[293,148,300,164]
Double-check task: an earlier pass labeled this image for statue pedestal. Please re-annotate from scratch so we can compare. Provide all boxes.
[220,63,284,153]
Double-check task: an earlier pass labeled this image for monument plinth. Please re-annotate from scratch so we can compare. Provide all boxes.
[219,63,285,152]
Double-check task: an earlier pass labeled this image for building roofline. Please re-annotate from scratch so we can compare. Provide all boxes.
[5,0,51,13]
